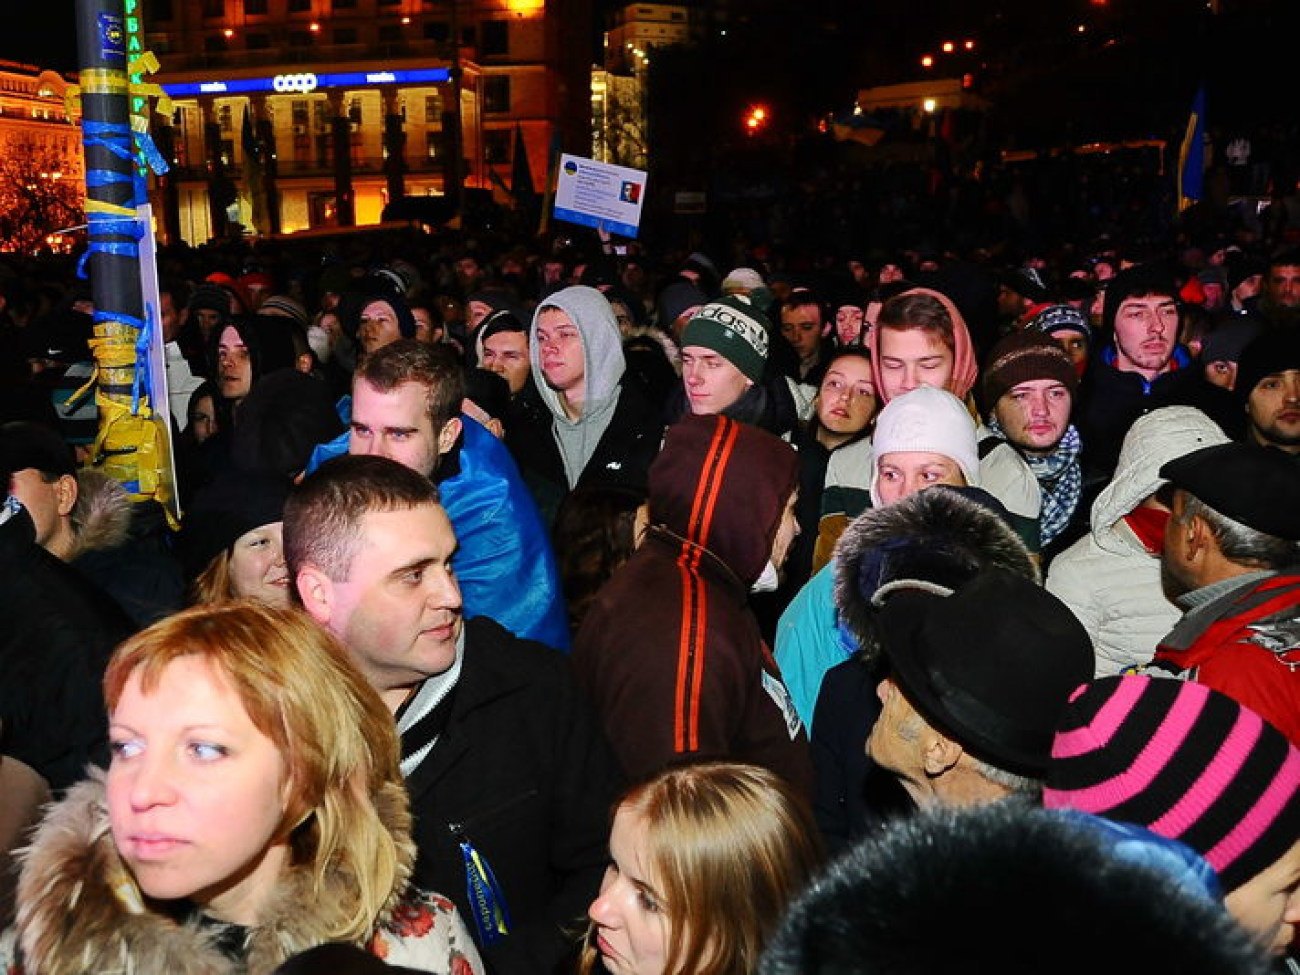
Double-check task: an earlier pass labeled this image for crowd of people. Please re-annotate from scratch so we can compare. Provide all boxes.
[0,222,1298,973]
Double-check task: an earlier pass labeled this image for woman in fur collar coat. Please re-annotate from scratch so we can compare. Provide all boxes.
[0,602,484,975]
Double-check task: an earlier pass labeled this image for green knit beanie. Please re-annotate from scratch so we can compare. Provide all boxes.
[680,295,771,383]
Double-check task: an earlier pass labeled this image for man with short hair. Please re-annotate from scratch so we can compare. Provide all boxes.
[867,569,1093,807]
[2,422,76,559]
[982,332,1084,550]
[1235,330,1300,455]
[1151,442,1300,743]
[0,447,135,917]
[1076,264,1198,478]
[341,340,568,650]
[1,422,182,625]
[1257,247,1300,327]
[779,290,830,383]
[287,455,620,975]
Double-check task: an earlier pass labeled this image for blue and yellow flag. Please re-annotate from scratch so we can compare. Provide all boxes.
[1177,86,1206,213]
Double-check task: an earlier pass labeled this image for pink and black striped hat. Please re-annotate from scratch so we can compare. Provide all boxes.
[1044,674,1300,892]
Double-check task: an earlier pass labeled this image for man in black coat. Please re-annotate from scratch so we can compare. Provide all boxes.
[0,491,134,919]
[286,455,621,975]
[1076,264,1202,479]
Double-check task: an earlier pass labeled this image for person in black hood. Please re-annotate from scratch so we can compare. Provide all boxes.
[208,313,300,416]
[197,314,311,494]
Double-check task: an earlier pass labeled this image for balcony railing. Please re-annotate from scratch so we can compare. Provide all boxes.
[167,154,448,180]
[156,39,461,73]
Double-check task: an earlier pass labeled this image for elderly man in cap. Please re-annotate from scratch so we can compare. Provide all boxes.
[1235,330,1300,456]
[1150,442,1300,743]
[867,569,1093,808]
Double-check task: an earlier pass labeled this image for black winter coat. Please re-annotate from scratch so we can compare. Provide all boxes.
[507,380,663,527]
[405,617,623,975]
[0,506,134,792]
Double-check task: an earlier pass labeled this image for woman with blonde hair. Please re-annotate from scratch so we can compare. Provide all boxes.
[1,602,483,975]
[582,762,823,975]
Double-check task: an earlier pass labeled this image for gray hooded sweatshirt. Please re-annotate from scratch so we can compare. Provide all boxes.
[530,285,628,487]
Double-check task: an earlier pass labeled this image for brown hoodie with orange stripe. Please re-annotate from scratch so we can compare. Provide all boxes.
[572,414,813,795]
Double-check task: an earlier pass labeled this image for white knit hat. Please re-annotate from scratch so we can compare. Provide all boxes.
[869,386,979,505]
[721,266,765,293]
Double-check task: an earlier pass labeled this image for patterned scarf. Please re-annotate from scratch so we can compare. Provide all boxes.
[989,417,1083,545]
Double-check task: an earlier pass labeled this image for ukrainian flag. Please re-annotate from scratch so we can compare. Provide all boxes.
[1178,86,1206,213]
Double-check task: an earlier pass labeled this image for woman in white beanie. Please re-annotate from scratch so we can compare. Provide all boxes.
[869,387,979,507]
[776,386,978,732]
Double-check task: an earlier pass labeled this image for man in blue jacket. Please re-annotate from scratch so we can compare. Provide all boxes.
[314,339,569,650]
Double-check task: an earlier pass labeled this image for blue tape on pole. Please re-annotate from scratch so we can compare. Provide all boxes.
[78,210,144,278]
[133,302,156,414]
[83,121,137,163]
[133,129,170,176]
[85,169,134,188]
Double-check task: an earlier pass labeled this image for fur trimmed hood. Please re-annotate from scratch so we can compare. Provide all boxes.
[833,486,1038,659]
[15,771,415,975]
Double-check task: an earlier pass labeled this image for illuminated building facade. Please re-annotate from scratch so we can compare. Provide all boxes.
[0,61,84,204]
[145,0,591,242]
[591,3,691,170]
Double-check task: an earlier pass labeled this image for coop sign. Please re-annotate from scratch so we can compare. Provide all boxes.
[163,68,452,98]
[273,73,319,93]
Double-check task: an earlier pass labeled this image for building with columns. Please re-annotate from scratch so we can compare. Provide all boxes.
[145,0,591,243]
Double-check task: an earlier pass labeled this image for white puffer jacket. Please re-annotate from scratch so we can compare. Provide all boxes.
[1046,407,1229,676]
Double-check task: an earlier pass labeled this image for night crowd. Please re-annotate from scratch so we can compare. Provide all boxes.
[0,202,1299,975]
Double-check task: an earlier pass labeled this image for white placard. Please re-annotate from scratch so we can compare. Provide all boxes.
[552,153,647,238]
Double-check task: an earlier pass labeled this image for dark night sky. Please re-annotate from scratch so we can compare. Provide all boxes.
[10,8,79,73]
[8,1,1297,139]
